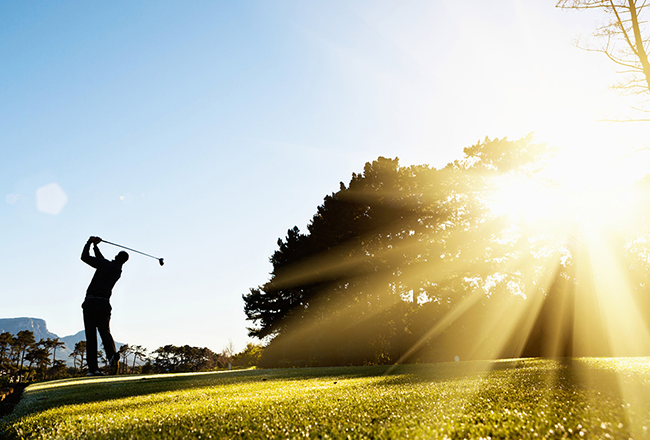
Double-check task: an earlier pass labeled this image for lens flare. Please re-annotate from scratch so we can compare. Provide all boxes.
[36,182,68,215]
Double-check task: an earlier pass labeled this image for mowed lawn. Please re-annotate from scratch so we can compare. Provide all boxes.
[3,358,650,439]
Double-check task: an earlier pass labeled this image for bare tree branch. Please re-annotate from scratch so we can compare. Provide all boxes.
[558,0,650,117]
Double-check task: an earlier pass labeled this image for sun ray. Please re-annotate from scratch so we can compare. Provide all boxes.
[578,228,650,356]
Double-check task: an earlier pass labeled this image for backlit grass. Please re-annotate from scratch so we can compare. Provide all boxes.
[3,358,650,439]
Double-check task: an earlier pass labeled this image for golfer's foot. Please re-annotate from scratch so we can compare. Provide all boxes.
[109,356,119,375]
[87,371,105,377]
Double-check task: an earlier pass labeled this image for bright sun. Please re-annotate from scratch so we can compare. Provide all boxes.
[488,147,645,234]
[465,142,650,364]
[488,176,563,224]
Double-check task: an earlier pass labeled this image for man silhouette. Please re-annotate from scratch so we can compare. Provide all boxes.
[81,236,128,376]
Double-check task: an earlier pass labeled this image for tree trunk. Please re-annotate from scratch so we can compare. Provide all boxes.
[627,0,650,93]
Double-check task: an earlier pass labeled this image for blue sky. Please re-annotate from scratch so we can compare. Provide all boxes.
[2,0,649,354]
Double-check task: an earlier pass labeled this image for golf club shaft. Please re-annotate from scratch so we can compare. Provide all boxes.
[101,240,160,260]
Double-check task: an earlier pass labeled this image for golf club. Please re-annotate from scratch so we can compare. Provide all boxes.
[102,240,164,266]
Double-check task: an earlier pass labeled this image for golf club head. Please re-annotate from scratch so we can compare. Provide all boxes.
[159,258,164,266]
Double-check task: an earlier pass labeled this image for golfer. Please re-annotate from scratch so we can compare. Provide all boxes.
[81,236,128,376]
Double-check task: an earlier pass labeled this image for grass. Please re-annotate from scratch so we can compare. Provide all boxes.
[3,358,650,439]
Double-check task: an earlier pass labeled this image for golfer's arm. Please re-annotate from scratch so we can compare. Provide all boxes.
[93,244,105,260]
[81,241,98,267]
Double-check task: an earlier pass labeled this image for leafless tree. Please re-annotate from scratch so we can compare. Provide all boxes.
[558,0,650,117]
[219,340,236,368]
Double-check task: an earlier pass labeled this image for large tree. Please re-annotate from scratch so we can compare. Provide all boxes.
[45,338,66,367]
[244,136,557,366]
[25,341,51,378]
[131,345,148,371]
[13,330,35,372]
[244,157,445,338]
[70,341,86,370]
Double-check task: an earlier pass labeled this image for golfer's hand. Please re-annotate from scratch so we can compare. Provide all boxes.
[89,236,102,245]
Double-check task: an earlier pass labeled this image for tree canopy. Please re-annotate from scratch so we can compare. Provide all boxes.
[242,136,594,367]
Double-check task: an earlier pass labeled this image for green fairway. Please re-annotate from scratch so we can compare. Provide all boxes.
[3,358,650,439]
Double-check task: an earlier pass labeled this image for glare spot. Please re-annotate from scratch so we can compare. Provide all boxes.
[36,183,68,215]
[5,193,20,205]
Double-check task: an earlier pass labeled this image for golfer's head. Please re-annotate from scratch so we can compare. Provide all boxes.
[115,251,129,264]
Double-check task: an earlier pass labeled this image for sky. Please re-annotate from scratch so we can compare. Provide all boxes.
[1,0,649,355]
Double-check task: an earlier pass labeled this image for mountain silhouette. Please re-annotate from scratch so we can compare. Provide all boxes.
[0,317,129,366]
[0,317,58,341]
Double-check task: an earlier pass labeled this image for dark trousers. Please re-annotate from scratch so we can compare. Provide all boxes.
[82,299,117,372]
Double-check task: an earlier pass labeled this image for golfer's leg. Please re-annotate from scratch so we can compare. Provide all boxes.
[83,309,99,372]
[97,308,117,363]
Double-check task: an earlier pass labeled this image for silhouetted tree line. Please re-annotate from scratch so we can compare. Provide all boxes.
[146,343,264,373]
[0,330,256,383]
[243,136,650,367]
[0,331,67,384]
[150,345,220,373]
